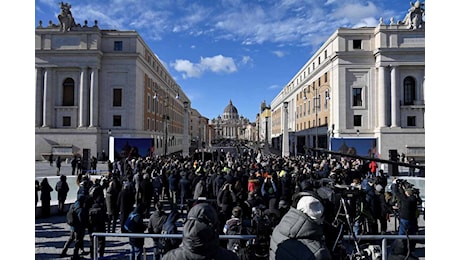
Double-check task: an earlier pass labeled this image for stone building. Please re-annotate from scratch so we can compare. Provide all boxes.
[210,100,251,141]
[270,1,425,162]
[35,3,192,161]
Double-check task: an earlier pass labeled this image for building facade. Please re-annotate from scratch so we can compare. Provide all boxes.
[210,100,251,141]
[270,3,425,162]
[35,4,192,161]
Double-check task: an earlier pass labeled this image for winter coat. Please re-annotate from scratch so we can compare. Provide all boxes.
[162,203,239,260]
[40,179,53,202]
[269,207,332,260]
[105,180,120,216]
[55,179,70,201]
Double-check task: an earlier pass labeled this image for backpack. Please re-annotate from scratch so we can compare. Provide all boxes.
[124,212,141,233]
[66,203,79,227]
[159,212,179,252]
[88,204,104,226]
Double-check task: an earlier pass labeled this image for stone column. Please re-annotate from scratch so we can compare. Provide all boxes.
[390,66,400,127]
[42,68,51,127]
[79,67,88,127]
[35,67,43,127]
[89,67,99,127]
[378,66,387,127]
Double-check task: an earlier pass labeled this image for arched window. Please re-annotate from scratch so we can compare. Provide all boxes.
[403,77,416,105]
[62,78,75,106]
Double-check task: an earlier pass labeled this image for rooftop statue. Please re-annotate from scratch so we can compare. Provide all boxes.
[58,2,77,32]
[402,1,425,29]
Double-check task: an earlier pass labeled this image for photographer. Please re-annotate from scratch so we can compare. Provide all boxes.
[269,191,332,260]
[391,179,422,252]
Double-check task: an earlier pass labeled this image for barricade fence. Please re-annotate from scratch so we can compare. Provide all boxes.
[91,233,257,259]
[92,232,424,260]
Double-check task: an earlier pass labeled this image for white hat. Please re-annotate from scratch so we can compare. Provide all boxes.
[296,196,324,223]
[375,184,383,193]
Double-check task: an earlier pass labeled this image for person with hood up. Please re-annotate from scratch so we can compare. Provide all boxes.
[162,203,239,260]
[269,192,332,260]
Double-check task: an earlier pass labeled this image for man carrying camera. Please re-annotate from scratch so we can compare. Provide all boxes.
[391,179,422,252]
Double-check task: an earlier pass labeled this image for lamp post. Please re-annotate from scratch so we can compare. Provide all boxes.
[282,102,289,157]
[314,87,319,149]
[264,116,269,154]
[163,96,169,156]
[182,101,189,158]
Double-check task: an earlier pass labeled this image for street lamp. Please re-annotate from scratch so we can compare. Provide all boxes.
[314,87,319,149]
[282,102,289,157]
[264,116,269,154]
[154,92,179,157]
[182,101,189,158]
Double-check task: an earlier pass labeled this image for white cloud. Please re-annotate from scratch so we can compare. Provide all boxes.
[268,84,281,90]
[172,55,237,79]
[201,55,237,73]
[272,51,285,58]
[172,59,203,78]
[241,56,253,65]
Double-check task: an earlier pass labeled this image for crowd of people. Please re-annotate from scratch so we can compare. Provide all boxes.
[38,146,423,259]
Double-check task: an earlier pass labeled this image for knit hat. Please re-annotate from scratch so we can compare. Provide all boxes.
[296,196,324,223]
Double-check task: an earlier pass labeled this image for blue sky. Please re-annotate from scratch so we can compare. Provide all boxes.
[35,0,421,122]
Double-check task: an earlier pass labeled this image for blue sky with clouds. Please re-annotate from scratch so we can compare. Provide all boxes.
[35,0,422,122]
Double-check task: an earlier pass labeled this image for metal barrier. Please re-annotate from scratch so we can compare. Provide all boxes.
[92,233,424,260]
[91,233,257,260]
[342,234,425,260]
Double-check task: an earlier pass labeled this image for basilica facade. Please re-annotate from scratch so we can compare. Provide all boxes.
[210,100,251,141]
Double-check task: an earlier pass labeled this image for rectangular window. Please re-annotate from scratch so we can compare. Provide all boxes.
[353,40,362,49]
[113,89,122,107]
[407,116,416,127]
[324,50,327,59]
[352,88,363,106]
[113,115,121,127]
[324,72,328,83]
[114,41,123,51]
[318,56,321,65]
[63,116,71,126]
[353,115,362,127]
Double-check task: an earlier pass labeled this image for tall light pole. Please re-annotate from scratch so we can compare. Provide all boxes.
[282,101,289,157]
[264,116,269,154]
[182,101,189,158]
[164,96,169,156]
[314,87,320,149]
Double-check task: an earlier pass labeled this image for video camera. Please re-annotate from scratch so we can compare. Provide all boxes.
[395,179,420,196]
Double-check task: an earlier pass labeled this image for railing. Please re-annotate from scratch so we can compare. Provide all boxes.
[91,233,257,260]
[342,234,425,260]
[92,232,424,260]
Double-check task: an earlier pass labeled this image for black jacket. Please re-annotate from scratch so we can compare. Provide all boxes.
[162,203,239,260]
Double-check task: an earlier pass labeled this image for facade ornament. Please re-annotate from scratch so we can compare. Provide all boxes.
[402,1,425,29]
[57,2,77,32]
